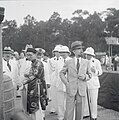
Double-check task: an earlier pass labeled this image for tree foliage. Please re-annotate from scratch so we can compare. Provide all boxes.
[2,8,119,55]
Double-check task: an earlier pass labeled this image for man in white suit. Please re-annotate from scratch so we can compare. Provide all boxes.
[3,47,19,88]
[60,41,91,120]
[56,46,71,120]
[48,45,63,114]
[84,47,103,120]
[18,50,31,112]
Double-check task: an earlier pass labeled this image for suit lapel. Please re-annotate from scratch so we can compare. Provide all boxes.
[70,58,77,72]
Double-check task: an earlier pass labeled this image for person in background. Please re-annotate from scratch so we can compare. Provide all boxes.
[113,54,119,71]
[60,41,91,120]
[3,47,19,89]
[84,47,103,120]
[43,52,50,63]
[56,45,71,120]
[48,45,63,115]
[36,48,49,120]
[18,50,31,112]
[105,52,110,70]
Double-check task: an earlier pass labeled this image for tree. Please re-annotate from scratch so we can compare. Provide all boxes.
[2,20,18,50]
[102,8,119,37]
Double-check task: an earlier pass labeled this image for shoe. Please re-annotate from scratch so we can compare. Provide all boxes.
[16,95,21,98]
[83,115,90,119]
[49,111,57,115]
[91,118,97,120]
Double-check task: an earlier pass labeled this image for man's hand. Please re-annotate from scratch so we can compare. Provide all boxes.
[78,74,86,81]
[47,84,51,88]
[24,74,29,78]
[91,66,96,73]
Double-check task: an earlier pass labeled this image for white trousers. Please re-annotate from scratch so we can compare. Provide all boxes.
[57,91,66,120]
[88,88,99,118]
[49,85,58,112]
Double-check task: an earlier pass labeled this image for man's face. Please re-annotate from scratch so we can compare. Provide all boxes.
[53,51,60,57]
[26,52,36,61]
[86,54,92,60]
[37,53,44,60]
[3,53,11,61]
[60,52,69,59]
[20,52,25,59]
[73,48,83,57]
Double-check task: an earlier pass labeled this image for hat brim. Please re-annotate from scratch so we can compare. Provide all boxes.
[72,46,85,50]
[3,51,12,54]
[59,51,71,55]
[52,50,59,53]
[84,52,95,56]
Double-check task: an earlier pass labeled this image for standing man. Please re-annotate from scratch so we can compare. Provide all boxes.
[84,47,102,120]
[48,45,62,114]
[60,41,91,120]
[24,48,45,120]
[3,47,19,88]
[55,46,71,120]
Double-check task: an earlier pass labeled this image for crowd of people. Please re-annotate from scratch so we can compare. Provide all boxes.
[2,41,103,120]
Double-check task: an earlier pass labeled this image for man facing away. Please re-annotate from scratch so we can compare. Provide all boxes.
[60,41,92,120]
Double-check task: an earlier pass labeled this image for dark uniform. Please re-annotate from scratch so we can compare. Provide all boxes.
[25,59,47,114]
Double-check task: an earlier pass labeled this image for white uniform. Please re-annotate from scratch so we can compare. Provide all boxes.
[57,56,71,120]
[19,58,31,82]
[48,56,62,113]
[3,58,19,87]
[86,57,102,119]
[41,60,50,85]
[18,58,31,112]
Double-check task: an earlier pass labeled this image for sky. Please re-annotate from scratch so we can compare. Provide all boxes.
[0,0,119,26]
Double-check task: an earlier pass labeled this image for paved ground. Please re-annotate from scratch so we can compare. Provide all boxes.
[15,97,119,120]
[45,106,119,120]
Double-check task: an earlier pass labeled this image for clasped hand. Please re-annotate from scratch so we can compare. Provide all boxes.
[78,74,86,81]
[91,66,96,73]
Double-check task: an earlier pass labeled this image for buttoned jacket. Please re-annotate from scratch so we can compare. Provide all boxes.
[60,57,91,96]
[87,57,103,89]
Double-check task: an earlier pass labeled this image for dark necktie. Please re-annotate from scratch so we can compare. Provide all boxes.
[64,59,66,63]
[7,61,11,71]
[77,58,80,73]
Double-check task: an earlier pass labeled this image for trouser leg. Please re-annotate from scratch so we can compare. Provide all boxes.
[64,94,75,120]
[88,88,99,118]
[57,91,66,120]
[75,93,85,120]
[50,85,58,112]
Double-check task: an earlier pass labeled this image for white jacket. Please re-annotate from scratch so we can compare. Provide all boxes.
[48,56,62,87]
[87,57,103,89]
[3,59,19,86]
[41,60,50,85]
[19,58,31,82]
[56,56,72,92]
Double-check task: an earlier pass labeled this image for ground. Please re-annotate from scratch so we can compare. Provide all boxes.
[15,97,119,120]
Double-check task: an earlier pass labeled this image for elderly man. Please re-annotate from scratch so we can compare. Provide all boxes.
[24,48,45,120]
[84,47,102,120]
[60,41,91,120]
